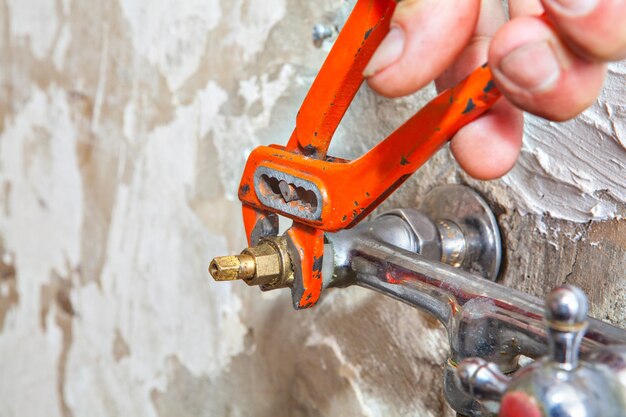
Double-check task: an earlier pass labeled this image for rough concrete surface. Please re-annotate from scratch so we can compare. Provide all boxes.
[0,1,625,416]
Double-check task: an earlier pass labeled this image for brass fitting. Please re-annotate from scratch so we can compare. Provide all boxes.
[209,236,294,290]
[209,254,256,281]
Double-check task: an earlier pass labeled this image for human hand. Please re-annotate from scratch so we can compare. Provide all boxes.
[363,0,626,179]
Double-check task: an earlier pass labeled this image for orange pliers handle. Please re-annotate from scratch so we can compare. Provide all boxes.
[238,0,501,309]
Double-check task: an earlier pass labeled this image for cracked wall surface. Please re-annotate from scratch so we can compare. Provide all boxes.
[0,1,625,416]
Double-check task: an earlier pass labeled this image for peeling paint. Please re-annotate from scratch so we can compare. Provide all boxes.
[0,245,17,331]
[112,328,130,362]
[52,25,72,71]
[119,0,222,91]
[6,0,59,59]
[0,83,83,417]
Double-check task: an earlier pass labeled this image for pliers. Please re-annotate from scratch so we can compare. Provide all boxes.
[228,0,501,309]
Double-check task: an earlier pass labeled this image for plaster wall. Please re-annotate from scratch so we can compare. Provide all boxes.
[0,1,625,416]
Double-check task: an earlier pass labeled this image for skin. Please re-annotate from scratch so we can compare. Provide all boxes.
[364,0,626,180]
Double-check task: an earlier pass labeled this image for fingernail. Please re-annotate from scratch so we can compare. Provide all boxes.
[363,26,405,77]
[545,0,598,15]
[499,41,561,93]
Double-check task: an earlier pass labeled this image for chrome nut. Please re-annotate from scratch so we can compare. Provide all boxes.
[378,209,442,261]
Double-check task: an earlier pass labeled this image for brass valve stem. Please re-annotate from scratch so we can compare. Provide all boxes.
[209,236,294,290]
[209,254,256,281]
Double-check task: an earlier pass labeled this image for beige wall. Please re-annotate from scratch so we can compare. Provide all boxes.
[1,1,625,416]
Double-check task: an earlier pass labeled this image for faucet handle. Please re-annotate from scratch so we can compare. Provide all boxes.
[544,285,588,370]
[456,286,626,417]
[456,357,511,402]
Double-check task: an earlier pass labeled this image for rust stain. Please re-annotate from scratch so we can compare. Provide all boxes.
[0,246,18,332]
[3,181,11,217]
[40,271,76,417]
[588,219,626,249]
[112,328,130,362]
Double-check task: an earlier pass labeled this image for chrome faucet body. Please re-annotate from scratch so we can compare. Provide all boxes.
[323,186,626,416]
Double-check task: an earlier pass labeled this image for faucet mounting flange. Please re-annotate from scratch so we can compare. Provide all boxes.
[419,184,502,281]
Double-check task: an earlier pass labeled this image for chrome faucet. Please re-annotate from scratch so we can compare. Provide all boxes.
[210,185,626,416]
[456,285,626,417]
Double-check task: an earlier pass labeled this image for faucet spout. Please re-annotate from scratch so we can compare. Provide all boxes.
[329,228,626,359]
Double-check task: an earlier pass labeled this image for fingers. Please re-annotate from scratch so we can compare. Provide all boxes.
[363,0,621,177]
[436,0,507,89]
[540,0,626,61]
[509,0,544,18]
[489,16,607,121]
[364,0,481,97]
[451,100,524,180]
[442,0,524,179]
